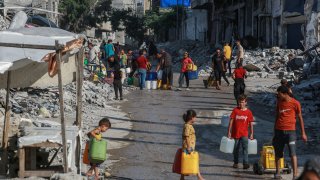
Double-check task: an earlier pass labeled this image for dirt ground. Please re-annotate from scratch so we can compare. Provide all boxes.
[103,74,319,180]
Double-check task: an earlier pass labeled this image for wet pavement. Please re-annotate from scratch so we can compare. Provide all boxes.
[106,75,311,180]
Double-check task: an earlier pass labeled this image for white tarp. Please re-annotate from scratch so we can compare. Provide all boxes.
[0,27,79,74]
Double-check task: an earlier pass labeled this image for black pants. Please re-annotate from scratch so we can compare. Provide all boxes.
[215,70,229,85]
[178,72,189,88]
[113,80,123,99]
[162,67,173,86]
[234,78,245,103]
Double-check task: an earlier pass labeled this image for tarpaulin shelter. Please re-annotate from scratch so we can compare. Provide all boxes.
[0,24,85,177]
[160,0,190,8]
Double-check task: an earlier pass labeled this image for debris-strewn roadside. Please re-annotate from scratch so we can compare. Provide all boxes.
[0,69,136,178]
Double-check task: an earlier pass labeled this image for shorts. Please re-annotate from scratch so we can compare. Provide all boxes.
[272,130,296,158]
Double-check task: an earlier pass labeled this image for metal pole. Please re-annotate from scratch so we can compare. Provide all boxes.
[55,40,69,173]
[176,0,179,40]
[1,70,11,175]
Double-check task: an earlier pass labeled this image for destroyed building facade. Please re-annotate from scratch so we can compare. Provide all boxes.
[185,0,320,50]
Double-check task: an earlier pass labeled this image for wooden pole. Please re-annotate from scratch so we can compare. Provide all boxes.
[55,40,69,173]
[75,47,84,174]
[1,70,11,175]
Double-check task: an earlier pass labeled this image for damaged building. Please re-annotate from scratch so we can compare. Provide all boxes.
[186,0,320,50]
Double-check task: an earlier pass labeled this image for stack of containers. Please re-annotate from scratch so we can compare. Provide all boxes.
[146,72,157,90]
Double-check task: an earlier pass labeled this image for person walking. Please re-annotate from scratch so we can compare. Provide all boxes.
[110,57,123,100]
[236,40,244,67]
[178,52,193,91]
[180,110,205,180]
[232,64,247,105]
[156,49,173,90]
[104,39,115,59]
[136,50,148,90]
[212,48,229,90]
[227,94,254,169]
[88,43,99,72]
[223,42,232,76]
[273,86,308,180]
[120,49,127,68]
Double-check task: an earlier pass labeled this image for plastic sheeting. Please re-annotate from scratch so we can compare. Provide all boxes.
[160,0,190,8]
[0,27,79,74]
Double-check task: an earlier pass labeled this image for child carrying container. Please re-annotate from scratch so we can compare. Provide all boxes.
[180,110,205,180]
[86,118,111,180]
[227,94,254,169]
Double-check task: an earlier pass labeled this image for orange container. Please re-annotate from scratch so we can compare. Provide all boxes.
[83,142,90,164]
[172,148,182,174]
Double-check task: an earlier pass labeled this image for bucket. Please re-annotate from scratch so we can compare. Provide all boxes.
[221,114,229,127]
[146,81,151,89]
[219,136,235,153]
[151,81,157,90]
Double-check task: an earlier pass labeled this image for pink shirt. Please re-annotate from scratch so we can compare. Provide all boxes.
[181,58,193,72]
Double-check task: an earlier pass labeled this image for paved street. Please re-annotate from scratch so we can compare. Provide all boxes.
[106,75,304,180]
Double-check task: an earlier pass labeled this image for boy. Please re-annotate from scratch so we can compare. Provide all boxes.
[86,118,111,179]
[232,64,247,105]
[227,94,254,169]
[273,86,307,180]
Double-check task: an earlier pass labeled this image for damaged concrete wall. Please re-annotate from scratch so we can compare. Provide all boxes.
[305,12,320,49]
[0,55,77,89]
[184,9,208,42]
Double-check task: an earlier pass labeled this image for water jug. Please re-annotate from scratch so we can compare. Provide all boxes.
[125,67,131,74]
[151,81,157,90]
[248,139,257,154]
[221,114,229,127]
[89,139,107,163]
[127,77,133,85]
[219,136,235,153]
[146,81,151,89]
[133,77,140,87]
[83,142,90,164]
[181,151,199,175]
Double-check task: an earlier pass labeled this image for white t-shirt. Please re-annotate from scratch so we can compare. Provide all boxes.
[89,48,98,64]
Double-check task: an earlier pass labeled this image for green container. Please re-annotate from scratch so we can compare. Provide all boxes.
[127,77,134,85]
[89,139,107,163]
[84,58,88,65]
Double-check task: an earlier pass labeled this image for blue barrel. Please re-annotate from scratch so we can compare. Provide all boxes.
[146,72,157,81]
[188,71,198,80]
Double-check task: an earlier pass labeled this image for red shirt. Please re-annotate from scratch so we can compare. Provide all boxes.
[276,98,301,131]
[234,67,246,79]
[181,58,193,72]
[230,107,254,139]
[136,56,148,69]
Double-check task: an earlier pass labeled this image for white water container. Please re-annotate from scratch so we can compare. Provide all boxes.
[146,81,151,90]
[248,139,258,154]
[220,136,235,153]
[126,67,131,74]
[151,81,157,90]
[221,114,230,127]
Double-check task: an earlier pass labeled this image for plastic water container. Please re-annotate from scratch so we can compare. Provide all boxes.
[221,114,229,127]
[125,67,131,74]
[188,71,198,80]
[146,81,151,89]
[220,136,235,153]
[146,72,157,81]
[89,139,107,163]
[181,151,199,175]
[248,139,258,154]
[151,81,157,90]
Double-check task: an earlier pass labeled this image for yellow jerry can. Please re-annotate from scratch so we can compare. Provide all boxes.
[181,151,199,175]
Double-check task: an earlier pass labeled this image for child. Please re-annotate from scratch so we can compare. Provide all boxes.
[86,118,111,179]
[227,94,254,169]
[113,62,123,100]
[181,110,205,180]
[232,63,247,105]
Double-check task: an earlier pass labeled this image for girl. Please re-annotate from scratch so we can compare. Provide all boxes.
[181,110,205,180]
[178,52,193,91]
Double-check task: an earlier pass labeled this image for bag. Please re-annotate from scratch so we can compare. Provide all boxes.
[172,148,182,174]
[146,62,152,71]
[187,64,197,71]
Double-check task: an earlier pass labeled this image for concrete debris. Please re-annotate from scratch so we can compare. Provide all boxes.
[0,15,9,30]
[50,172,83,180]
